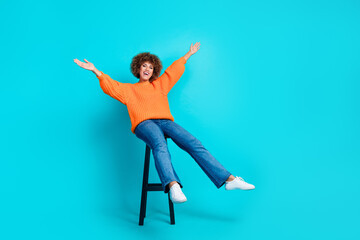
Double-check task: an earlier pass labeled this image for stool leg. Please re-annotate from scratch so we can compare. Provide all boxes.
[165,137,175,225]
[139,145,151,226]
[168,193,175,225]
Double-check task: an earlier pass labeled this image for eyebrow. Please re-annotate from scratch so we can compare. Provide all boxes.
[143,63,153,67]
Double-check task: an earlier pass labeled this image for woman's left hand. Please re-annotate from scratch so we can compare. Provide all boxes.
[189,42,200,55]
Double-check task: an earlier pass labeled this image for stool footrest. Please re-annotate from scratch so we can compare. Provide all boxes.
[147,183,163,191]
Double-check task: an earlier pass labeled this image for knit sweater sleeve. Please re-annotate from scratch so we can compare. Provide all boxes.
[152,56,187,95]
[97,71,127,105]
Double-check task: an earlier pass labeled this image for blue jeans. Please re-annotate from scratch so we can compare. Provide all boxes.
[134,119,232,193]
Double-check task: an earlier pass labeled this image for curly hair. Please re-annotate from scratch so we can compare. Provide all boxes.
[130,52,163,82]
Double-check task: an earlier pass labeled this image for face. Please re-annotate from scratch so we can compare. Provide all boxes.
[139,61,154,81]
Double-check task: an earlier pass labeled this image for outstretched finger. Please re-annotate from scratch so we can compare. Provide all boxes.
[84,59,89,63]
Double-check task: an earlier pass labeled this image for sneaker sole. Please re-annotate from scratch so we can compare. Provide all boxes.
[171,199,187,203]
[225,187,255,190]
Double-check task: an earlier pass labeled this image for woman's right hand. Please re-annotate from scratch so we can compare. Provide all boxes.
[74,58,96,71]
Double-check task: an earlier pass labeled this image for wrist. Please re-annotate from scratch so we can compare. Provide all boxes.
[184,51,192,61]
[92,69,102,77]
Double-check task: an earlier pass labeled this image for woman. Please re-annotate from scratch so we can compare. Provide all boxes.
[74,42,255,204]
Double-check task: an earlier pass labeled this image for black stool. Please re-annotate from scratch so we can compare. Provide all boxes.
[139,135,175,225]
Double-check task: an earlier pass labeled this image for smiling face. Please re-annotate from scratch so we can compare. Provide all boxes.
[139,61,154,82]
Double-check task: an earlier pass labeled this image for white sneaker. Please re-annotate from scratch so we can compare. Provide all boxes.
[225,176,255,190]
[169,183,187,203]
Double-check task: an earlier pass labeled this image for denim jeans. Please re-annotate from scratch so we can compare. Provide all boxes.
[134,119,232,193]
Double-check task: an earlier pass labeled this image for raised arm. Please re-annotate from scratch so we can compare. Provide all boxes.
[153,42,201,95]
[96,71,127,105]
[152,57,186,95]
[73,58,127,104]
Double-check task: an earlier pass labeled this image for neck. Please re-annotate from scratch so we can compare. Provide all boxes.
[138,78,149,83]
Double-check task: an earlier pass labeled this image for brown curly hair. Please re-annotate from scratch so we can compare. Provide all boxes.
[130,52,163,82]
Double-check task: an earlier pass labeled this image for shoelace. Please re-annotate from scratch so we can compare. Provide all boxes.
[226,176,244,184]
[235,176,245,181]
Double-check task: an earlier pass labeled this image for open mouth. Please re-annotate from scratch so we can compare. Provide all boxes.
[144,71,149,76]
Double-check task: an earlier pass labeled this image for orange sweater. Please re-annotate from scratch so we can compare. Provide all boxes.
[97,56,187,133]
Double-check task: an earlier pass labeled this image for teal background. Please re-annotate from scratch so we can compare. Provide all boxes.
[1,0,359,239]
